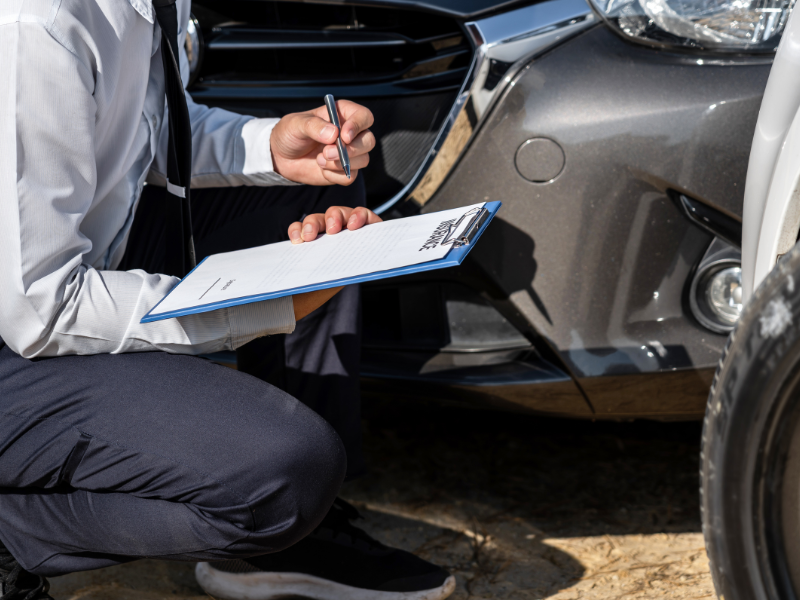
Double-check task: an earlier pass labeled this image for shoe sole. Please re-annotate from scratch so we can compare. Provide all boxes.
[196,562,456,600]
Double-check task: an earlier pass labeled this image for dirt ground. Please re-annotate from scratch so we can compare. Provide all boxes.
[49,398,714,600]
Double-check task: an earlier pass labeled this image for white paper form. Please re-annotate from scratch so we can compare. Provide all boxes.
[148,203,485,319]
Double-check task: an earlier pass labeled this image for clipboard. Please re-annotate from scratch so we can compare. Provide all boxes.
[141,201,501,323]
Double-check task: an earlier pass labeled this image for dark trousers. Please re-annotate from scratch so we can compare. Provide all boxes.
[0,181,365,577]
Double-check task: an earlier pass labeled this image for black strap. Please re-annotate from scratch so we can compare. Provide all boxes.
[152,0,196,278]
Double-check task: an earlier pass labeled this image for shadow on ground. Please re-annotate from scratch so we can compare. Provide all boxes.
[50,399,711,600]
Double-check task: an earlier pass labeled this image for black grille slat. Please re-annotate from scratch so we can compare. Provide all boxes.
[199,50,470,84]
[194,1,467,84]
[207,29,411,49]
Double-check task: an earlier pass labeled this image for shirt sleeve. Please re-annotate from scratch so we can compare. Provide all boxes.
[0,20,295,358]
[147,0,298,189]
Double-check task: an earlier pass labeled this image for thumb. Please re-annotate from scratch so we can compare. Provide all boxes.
[299,114,339,145]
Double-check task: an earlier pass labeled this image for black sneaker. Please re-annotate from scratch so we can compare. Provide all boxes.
[196,498,455,600]
[0,542,52,600]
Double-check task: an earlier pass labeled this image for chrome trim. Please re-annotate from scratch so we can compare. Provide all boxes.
[374,0,594,215]
[185,15,203,87]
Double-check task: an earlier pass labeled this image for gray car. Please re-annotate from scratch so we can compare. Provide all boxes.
[187,0,788,420]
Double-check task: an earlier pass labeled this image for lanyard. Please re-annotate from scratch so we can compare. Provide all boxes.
[152,0,196,278]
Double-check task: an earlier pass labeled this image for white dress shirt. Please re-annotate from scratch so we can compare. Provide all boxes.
[0,0,298,358]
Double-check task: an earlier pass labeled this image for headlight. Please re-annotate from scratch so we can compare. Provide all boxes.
[589,0,796,52]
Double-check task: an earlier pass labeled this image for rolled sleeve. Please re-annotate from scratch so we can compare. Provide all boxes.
[240,118,300,186]
[228,296,296,349]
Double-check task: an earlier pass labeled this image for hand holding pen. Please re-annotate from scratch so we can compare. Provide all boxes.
[268,97,375,186]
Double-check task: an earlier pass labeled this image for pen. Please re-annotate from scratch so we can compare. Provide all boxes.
[323,94,351,179]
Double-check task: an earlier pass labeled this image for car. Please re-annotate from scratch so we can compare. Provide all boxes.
[188,0,790,420]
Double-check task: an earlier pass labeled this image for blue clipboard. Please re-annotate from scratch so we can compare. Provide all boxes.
[141,201,501,323]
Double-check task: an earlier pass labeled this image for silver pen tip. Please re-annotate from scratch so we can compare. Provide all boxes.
[344,165,351,179]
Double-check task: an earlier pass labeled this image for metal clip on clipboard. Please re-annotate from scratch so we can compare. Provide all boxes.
[441,207,490,248]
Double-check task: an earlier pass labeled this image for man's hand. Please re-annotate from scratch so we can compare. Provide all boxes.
[288,206,382,244]
[288,205,382,320]
[270,100,375,186]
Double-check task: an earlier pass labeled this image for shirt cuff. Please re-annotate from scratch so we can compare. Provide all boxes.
[227,296,296,349]
[241,118,301,186]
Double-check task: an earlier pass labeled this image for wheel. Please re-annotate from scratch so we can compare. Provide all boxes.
[702,241,800,600]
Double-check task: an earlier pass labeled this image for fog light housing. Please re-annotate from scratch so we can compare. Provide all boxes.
[690,260,743,334]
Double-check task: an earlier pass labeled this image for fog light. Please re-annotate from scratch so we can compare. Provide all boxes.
[690,259,743,334]
[706,266,743,326]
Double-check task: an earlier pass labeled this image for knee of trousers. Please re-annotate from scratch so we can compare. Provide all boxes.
[220,409,348,554]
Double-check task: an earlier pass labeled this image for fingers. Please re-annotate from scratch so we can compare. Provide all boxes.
[319,129,376,162]
[288,213,326,244]
[336,100,375,144]
[323,206,349,235]
[315,128,374,181]
[345,206,382,230]
[287,221,304,243]
[305,101,374,186]
[316,152,370,172]
[313,100,374,145]
[272,102,375,186]
[298,114,340,146]
[325,206,381,231]
[321,168,361,187]
[347,129,376,157]
[287,207,383,242]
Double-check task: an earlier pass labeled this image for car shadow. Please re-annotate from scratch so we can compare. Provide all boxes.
[342,397,704,596]
[357,397,703,534]
[470,217,553,326]
[350,502,585,599]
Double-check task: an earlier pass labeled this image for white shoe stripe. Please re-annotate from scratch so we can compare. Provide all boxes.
[195,562,456,600]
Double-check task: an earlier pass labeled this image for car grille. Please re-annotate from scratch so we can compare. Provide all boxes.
[189,0,473,207]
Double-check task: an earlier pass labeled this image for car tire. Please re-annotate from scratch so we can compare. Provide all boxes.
[702,241,800,600]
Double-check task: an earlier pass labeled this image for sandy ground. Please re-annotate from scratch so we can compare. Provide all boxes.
[49,399,714,600]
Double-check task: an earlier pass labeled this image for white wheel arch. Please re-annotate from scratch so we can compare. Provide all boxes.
[743,7,800,300]
[753,105,800,294]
